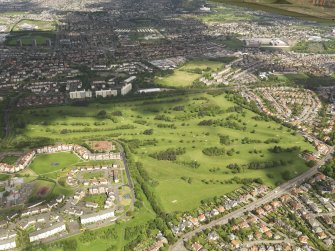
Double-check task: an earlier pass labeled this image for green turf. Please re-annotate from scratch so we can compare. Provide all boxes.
[84,194,107,209]
[0,155,18,165]
[199,6,256,23]
[154,60,225,88]
[82,171,104,180]
[15,92,314,213]
[0,174,10,181]
[29,152,82,176]
[12,19,57,32]
[5,32,55,46]
[30,179,55,198]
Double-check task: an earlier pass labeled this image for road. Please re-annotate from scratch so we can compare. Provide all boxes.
[116,140,136,210]
[170,148,334,251]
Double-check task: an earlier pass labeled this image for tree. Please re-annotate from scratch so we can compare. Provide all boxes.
[97,110,107,119]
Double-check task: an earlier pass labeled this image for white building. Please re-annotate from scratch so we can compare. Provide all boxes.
[0,238,16,251]
[80,209,115,225]
[69,90,92,99]
[95,89,117,98]
[121,83,132,96]
[0,230,16,241]
[29,222,66,242]
[200,6,211,12]
[124,76,136,84]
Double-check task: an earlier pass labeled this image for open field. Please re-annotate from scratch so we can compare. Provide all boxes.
[82,171,104,180]
[14,91,314,213]
[292,40,335,54]
[154,60,225,88]
[12,19,56,32]
[30,179,55,199]
[29,152,82,176]
[5,32,54,46]
[273,73,335,88]
[220,37,244,50]
[0,155,18,164]
[199,6,256,23]
[84,194,107,209]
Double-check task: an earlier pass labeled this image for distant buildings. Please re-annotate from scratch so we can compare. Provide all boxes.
[69,90,92,99]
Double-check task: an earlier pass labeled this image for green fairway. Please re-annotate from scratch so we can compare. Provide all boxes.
[15,92,314,213]
[154,60,225,88]
[29,152,82,176]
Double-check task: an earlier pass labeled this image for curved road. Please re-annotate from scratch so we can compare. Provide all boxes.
[170,148,334,251]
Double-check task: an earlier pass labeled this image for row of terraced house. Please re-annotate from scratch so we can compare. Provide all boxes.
[0,144,121,173]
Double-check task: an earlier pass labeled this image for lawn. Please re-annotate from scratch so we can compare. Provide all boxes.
[5,32,55,46]
[82,171,104,180]
[0,174,10,181]
[154,60,225,88]
[220,37,244,50]
[0,155,18,165]
[199,6,256,23]
[29,152,82,176]
[12,19,57,32]
[84,194,107,209]
[16,92,314,213]
[30,179,55,199]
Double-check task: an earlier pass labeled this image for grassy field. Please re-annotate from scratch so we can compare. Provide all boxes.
[84,194,107,209]
[273,73,335,88]
[154,60,225,88]
[15,92,314,213]
[200,6,256,23]
[0,155,18,165]
[5,31,55,46]
[30,179,56,198]
[29,152,82,176]
[220,37,244,50]
[292,40,335,54]
[12,19,57,32]
[82,171,104,180]
[0,174,10,181]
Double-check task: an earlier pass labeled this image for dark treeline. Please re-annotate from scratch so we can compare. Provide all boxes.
[149,147,186,161]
